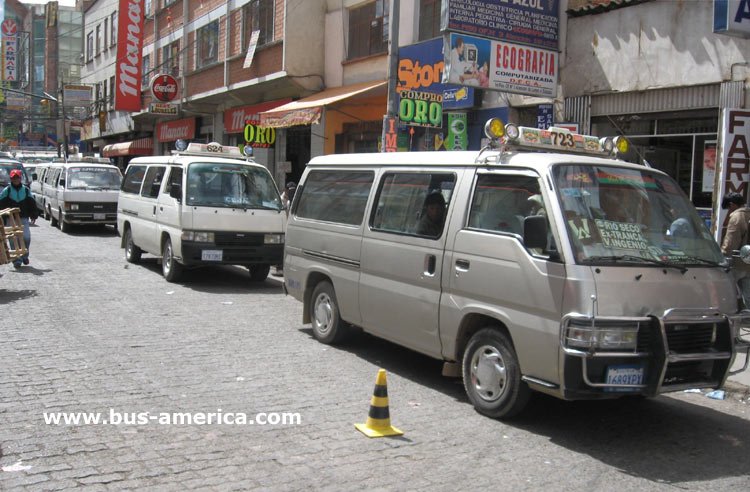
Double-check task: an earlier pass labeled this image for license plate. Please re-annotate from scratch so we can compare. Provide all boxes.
[201,250,223,262]
[93,213,106,220]
[605,364,644,392]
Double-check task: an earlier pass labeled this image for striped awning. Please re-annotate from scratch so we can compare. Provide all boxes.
[102,137,153,157]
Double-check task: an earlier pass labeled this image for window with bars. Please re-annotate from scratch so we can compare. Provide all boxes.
[197,21,219,68]
[162,41,180,77]
[142,54,150,88]
[347,0,389,60]
[243,0,275,47]
[418,0,441,41]
[110,13,117,47]
[86,31,94,61]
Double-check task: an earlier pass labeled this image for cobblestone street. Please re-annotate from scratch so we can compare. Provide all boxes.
[1,221,749,490]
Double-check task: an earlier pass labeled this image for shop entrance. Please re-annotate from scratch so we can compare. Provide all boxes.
[285,126,310,184]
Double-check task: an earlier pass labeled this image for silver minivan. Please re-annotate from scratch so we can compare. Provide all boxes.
[284,120,750,419]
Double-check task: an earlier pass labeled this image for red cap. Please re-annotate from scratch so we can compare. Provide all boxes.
[9,169,23,179]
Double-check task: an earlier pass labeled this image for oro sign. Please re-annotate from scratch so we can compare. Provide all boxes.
[151,74,178,102]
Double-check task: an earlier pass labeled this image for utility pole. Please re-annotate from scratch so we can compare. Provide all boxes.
[380,0,400,152]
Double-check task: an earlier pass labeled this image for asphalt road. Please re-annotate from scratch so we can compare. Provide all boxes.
[1,220,749,490]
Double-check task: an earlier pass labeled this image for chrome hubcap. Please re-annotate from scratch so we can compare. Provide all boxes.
[313,293,333,335]
[163,243,172,274]
[470,344,507,402]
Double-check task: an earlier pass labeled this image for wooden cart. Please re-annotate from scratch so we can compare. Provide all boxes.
[0,208,28,265]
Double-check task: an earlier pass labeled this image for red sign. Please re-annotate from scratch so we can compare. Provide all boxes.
[114,0,146,112]
[1,19,18,36]
[223,99,292,134]
[156,117,196,142]
[150,74,178,102]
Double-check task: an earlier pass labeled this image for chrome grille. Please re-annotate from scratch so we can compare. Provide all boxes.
[214,232,264,247]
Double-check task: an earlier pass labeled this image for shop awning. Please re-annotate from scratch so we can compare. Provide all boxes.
[259,80,387,128]
[101,137,153,157]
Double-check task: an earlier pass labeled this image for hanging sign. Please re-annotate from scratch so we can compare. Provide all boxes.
[114,0,145,111]
[713,109,750,242]
[399,90,442,128]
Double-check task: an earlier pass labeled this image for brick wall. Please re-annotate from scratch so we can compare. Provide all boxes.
[227,43,283,86]
[157,1,184,39]
[186,64,224,95]
[189,0,226,22]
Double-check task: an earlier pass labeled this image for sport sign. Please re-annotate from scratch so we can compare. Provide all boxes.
[150,74,178,102]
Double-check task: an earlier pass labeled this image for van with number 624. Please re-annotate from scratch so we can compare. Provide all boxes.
[117,142,286,283]
[283,119,750,419]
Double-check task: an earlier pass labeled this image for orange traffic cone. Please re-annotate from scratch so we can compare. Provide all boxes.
[355,369,403,438]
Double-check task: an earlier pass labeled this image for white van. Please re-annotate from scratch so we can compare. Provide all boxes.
[30,163,50,213]
[284,120,750,419]
[43,160,122,232]
[117,142,286,283]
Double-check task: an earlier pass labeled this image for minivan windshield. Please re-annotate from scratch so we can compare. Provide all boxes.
[0,161,27,187]
[66,167,122,190]
[553,164,726,268]
[186,162,282,210]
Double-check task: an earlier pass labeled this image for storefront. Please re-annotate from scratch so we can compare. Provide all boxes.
[101,137,154,171]
[155,118,197,155]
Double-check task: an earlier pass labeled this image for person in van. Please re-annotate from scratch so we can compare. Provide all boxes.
[417,191,446,237]
[0,169,38,268]
[720,192,750,307]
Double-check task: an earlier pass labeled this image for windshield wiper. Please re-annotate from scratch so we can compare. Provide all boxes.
[667,255,729,270]
[582,255,688,273]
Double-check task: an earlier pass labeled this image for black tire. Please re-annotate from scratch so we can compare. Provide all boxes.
[124,228,142,264]
[310,281,350,344]
[249,264,271,282]
[59,216,70,233]
[43,204,49,221]
[49,207,58,227]
[161,237,183,282]
[462,327,530,419]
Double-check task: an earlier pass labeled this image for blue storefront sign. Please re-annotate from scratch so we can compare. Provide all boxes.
[398,38,474,112]
[537,104,553,129]
[443,0,560,51]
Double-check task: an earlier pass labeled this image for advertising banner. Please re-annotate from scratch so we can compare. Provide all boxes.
[442,0,560,50]
[399,90,442,128]
[1,19,18,82]
[398,38,473,111]
[702,140,717,193]
[537,103,553,129]
[156,117,196,143]
[714,0,750,38]
[150,102,178,115]
[713,109,750,242]
[445,113,468,150]
[63,85,93,107]
[223,99,292,134]
[444,33,557,97]
[114,0,146,111]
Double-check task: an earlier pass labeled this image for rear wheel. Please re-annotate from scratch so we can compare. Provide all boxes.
[124,228,142,264]
[49,207,58,227]
[310,281,350,344]
[162,237,183,282]
[462,327,530,419]
[249,264,270,282]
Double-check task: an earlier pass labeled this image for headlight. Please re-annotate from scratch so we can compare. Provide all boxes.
[181,231,214,242]
[264,233,284,244]
[63,202,78,211]
[565,319,640,350]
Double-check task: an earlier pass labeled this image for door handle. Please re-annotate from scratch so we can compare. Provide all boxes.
[424,254,437,276]
[159,206,163,211]
[153,206,157,215]
[455,259,470,272]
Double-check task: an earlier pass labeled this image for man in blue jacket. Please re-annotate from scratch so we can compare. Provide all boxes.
[0,169,39,268]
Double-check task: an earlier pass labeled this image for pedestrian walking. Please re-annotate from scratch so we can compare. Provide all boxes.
[0,169,39,268]
[720,192,750,307]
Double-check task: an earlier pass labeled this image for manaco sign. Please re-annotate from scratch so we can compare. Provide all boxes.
[150,74,178,102]
[115,0,146,111]
[156,117,196,142]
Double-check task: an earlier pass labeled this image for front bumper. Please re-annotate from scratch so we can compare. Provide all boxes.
[180,240,283,267]
[559,308,746,399]
[62,212,118,225]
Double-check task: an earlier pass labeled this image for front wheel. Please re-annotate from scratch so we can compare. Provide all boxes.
[49,207,57,227]
[162,237,183,282]
[60,216,70,233]
[249,264,270,282]
[124,228,142,264]
[462,328,530,419]
[310,281,350,344]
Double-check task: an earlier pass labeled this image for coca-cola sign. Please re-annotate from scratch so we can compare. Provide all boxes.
[114,0,145,112]
[151,74,178,102]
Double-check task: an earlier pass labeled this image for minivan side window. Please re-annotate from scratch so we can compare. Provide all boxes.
[295,171,374,225]
[468,173,548,241]
[371,172,456,239]
[163,166,183,194]
[141,166,166,198]
[121,165,147,194]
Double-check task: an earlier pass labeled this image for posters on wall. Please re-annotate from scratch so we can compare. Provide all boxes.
[713,109,750,243]
[444,33,557,97]
[445,113,468,150]
[702,140,717,193]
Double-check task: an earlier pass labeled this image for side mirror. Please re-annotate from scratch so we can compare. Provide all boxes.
[169,183,182,201]
[740,245,750,264]
[58,179,66,188]
[523,215,547,250]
